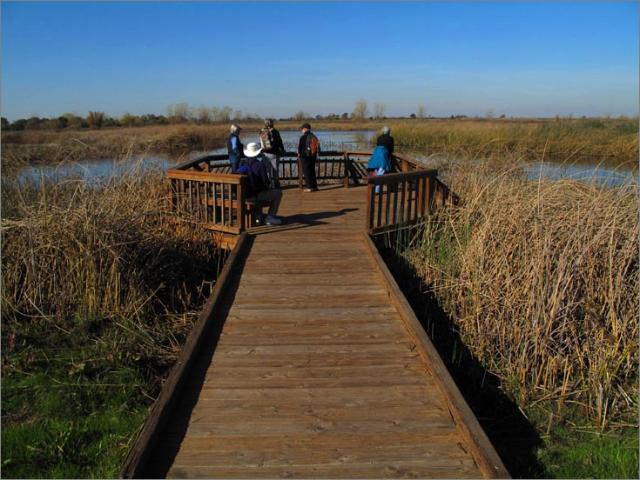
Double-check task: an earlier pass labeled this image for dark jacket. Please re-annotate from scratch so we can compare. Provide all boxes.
[298,131,319,158]
[376,133,394,155]
[262,128,285,155]
[227,133,243,157]
[238,155,270,198]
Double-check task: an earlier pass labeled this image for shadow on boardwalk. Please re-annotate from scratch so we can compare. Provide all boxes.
[375,238,549,479]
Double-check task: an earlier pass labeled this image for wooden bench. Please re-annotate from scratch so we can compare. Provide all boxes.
[244,198,267,227]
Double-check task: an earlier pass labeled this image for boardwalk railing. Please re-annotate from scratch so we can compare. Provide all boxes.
[365,153,459,235]
[168,150,458,239]
[167,169,246,234]
[170,151,373,188]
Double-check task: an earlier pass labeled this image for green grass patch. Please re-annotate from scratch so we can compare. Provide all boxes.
[537,426,639,479]
[1,321,157,478]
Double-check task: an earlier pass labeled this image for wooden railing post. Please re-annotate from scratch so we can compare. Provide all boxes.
[366,182,375,233]
[297,157,304,190]
[417,177,425,217]
[170,179,177,211]
[238,176,246,232]
[343,153,351,188]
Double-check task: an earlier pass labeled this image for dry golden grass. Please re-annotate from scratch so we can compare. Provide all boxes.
[405,158,638,428]
[389,118,638,163]
[1,160,224,368]
[1,158,229,477]
[1,124,230,166]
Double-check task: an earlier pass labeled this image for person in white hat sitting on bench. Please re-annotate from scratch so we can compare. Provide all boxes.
[237,142,283,225]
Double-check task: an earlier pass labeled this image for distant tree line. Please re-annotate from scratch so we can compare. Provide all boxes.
[0,103,267,132]
[1,100,513,132]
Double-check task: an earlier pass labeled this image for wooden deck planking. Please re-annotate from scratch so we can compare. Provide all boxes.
[142,185,497,478]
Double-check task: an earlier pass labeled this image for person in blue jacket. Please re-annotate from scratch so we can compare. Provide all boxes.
[227,123,244,173]
[367,144,392,175]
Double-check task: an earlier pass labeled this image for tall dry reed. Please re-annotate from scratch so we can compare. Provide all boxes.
[1,160,224,374]
[405,159,638,429]
[389,118,639,163]
[1,124,230,166]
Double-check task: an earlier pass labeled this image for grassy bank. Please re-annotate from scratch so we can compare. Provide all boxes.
[4,117,637,168]
[1,161,225,477]
[1,124,230,166]
[398,157,638,477]
[388,117,638,164]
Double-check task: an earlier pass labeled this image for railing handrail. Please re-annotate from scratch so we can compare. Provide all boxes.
[172,150,423,172]
[368,169,438,185]
[167,168,245,184]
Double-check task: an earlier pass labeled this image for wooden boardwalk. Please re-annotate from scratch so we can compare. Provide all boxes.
[128,184,508,478]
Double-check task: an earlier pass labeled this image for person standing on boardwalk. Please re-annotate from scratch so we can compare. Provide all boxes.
[376,126,394,157]
[260,118,285,188]
[228,123,244,173]
[297,123,320,192]
[368,126,394,192]
[238,142,283,225]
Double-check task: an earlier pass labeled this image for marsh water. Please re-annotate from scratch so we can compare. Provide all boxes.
[16,129,638,187]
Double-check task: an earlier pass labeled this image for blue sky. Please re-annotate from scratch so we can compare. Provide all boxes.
[1,1,637,120]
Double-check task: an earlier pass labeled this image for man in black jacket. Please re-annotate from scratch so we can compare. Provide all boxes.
[376,126,394,156]
[297,123,319,192]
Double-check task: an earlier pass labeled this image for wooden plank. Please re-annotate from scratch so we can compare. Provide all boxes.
[235,273,381,287]
[361,232,510,479]
[163,428,466,451]
[218,320,401,335]
[208,352,423,369]
[167,169,244,184]
[169,415,457,436]
[224,305,398,318]
[182,384,444,405]
[162,441,472,466]
[175,391,444,412]
[202,364,428,380]
[119,233,251,479]
[167,460,479,479]
[202,223,241,235]
[210,342,415,357]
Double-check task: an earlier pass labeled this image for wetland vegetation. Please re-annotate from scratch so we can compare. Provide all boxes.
[1,161,226,477]
[390,153,638,477]
[1,117,637,477]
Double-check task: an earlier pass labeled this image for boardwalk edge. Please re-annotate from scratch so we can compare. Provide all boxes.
[119,232,251,479]
[361,231,511,479]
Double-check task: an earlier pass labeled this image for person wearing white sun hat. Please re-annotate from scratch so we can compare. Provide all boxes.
[237,142,283,225]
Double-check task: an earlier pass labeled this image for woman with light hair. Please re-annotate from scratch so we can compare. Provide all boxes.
[227,124,243,173]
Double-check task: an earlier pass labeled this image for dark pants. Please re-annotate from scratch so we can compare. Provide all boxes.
[229,154,240,173]
[300,156,317,189]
